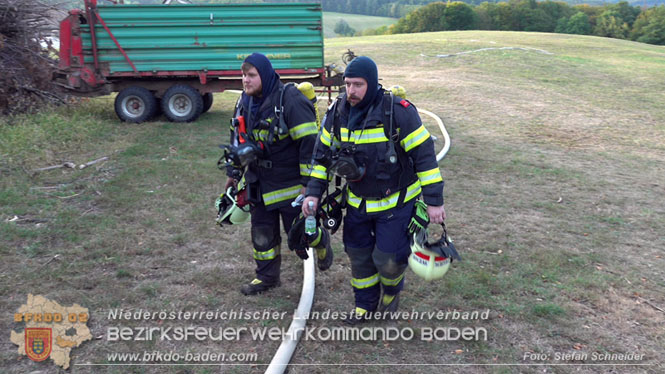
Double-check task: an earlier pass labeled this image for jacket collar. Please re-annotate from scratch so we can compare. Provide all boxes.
[337,89,385,127]
[240,81,283,119]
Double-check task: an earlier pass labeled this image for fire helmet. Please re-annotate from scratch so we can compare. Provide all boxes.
[215,185,250,226]
[407,202,461,281]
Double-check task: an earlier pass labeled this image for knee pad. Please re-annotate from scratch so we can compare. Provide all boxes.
[251,224,280,251]
[345,246,376,279]
[372,246,408,279]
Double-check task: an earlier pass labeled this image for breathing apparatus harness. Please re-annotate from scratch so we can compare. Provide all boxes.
[314,90,414,213]
[218,83,297,179]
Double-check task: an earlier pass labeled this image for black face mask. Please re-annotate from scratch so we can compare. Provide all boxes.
[328,145,365,182]
[220,140,264,169]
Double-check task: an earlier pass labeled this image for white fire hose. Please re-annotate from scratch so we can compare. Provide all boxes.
[264,249,315,374]
[418,108,450,162]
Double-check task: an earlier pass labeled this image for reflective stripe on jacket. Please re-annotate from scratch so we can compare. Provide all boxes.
[307,90,443,214]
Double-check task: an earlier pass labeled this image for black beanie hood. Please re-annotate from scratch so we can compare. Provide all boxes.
[243,52,279,99]
[344,56,380,110]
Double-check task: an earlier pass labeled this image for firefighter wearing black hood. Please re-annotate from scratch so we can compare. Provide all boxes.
[302,56,445,323]
[225,53,332,296]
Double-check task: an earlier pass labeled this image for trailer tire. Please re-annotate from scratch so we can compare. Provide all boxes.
[162,85,203,122]
[115,86,158,123]
[202,93,214,113]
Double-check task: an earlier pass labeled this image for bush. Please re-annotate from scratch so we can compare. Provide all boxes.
[334,19,356,36]
[0,0,66,116]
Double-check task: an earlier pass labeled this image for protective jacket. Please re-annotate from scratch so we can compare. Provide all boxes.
[230,81,318,210]
[307,89,444,214]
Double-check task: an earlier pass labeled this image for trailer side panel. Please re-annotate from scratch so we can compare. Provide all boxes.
[79,3,324,75]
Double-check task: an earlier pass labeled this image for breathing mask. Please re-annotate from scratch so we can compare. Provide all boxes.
[328,144,365,182]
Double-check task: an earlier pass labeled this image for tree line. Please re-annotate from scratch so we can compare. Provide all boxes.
[353,0,665,45]
[320,0,665,18]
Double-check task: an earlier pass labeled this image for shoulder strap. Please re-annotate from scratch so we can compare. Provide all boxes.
[382,92,412,187]
[383,92,400,164]
[275,82,296,136]
[329,96,343,145]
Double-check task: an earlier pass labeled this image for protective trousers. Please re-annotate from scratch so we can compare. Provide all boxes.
[250,202,300,284]
[342,199,415,311]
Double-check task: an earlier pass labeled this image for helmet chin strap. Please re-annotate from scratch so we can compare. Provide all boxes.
[423,222,462,262]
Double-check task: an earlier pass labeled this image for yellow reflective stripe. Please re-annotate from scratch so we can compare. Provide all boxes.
[350,273,380,289]
[340,127,351,142]
[380,272,405,287]
[310,164,328,180]
[300,163,311,177]
[320,127,331,146]
[403,181,422,203]
[333,126,399,145]
[262,184,302,206]
[354,128,388,144]
[309,230,322,247]
[417,168,443,186]
[346,180,422,213]
[289,121,318,140]
[347,191,362,209]
[253,129,288,142]
[400,125,430,152]
[253,246,280,260]
[366,193,400,213]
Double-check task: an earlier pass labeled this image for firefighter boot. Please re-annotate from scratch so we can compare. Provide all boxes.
[378,293,400,316]
[344,307,371,325]
[240,278,281,296]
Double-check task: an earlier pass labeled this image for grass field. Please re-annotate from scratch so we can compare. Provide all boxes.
[2,31,665,373]
[323,12,397,38]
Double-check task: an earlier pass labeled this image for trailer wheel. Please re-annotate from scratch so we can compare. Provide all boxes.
[202,93,214,113]
[115,86,158,123]
[162,85,203,122]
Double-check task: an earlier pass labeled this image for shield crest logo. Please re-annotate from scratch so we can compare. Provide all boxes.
[25,328,52,362]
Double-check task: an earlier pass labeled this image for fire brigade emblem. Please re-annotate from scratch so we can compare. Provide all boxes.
[25,328,52,362]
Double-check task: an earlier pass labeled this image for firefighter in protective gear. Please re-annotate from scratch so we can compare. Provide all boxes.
[302,56,445,323]
[224,53,324,296]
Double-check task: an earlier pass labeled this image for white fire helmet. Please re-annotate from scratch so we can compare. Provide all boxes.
[408,222,461,281]
[215,185,250,226]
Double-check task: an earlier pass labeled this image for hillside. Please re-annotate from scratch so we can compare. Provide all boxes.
[322,12,398,37]
[2,31,664,373]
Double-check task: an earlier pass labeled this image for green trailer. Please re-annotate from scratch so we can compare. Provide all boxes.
[54,0,342,122]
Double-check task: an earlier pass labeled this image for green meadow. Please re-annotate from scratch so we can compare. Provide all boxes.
[2,31,664,373]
